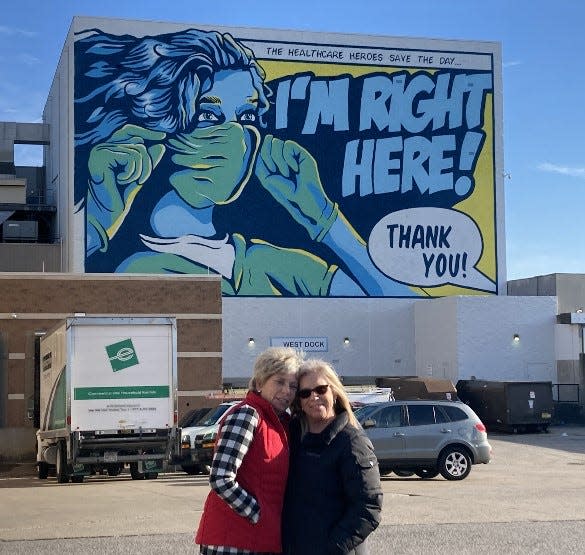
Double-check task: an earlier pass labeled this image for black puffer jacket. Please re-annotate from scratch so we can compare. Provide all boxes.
[283,411,383,555]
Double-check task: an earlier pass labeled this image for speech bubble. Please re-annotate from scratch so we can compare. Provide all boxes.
[368,207,496,292]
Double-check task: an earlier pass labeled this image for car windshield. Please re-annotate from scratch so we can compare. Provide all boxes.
[178,407,212,428]
[198,404,233,426]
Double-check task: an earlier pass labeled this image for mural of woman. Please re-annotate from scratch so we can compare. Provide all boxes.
[74,27,416,297]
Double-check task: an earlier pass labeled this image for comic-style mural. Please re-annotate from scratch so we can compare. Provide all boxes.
[73,26,500,297]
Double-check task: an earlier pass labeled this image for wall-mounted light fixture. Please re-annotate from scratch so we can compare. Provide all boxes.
[513,334,520,343]
[576,308,583,314]
[10,313,17,319]
[343,337,350,345]
[248,337,255,346]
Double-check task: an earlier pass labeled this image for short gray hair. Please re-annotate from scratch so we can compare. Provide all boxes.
[248,347,304,391]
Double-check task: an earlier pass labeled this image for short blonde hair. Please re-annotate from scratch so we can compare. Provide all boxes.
[294,358,359,428]
[248,347,304,391]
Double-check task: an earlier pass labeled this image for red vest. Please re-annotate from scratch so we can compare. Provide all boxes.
[195,391,290,552]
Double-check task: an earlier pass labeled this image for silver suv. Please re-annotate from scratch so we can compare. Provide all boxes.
[356,400,492,480]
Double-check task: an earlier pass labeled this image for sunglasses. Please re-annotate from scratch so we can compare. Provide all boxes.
[298,384,330,399]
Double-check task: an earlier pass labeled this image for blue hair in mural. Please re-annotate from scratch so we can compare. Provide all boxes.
[73,27,429,297]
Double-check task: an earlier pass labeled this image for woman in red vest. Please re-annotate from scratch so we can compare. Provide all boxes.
[196,347,303,554]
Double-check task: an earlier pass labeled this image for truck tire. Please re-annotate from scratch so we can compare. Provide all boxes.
[71,475,84,483]
[145,472,158,479]
[107,464,123,477]
[56,442,69,483]
[181,464,201,475]
[38,461,49,480]
[130,462,145,480]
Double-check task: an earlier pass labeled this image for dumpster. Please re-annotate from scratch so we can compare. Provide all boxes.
[456,380,554,433]
[375,376,458,401]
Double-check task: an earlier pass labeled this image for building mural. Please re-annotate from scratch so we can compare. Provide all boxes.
[73,23,501,297]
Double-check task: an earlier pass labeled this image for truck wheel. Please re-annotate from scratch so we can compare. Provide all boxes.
[181,465,201,475]
[38,462,49,480]
[130,462,145,480]
[56,442,69,483]
[145,472,158,479]
[107,464,123,477]
[71,475,84,483]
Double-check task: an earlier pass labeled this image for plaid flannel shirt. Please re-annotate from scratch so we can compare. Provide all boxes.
[200,404,260,555]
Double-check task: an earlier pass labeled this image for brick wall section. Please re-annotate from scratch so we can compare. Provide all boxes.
[177,319,222,353]
[0,273,222,431]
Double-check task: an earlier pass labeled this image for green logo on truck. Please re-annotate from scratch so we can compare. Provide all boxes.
[106,338,139,371]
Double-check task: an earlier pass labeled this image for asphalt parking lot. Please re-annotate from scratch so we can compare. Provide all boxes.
[1,425,584,553]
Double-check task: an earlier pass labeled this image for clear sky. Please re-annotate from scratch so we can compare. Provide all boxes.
[1,0,583,281]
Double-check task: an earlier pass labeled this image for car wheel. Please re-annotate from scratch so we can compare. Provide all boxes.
[415,468,439,479]
[394,470,414,477]
[71,475,84,483]
[438,447,472,480]
[145,472,158,480]
[379,466,394,477]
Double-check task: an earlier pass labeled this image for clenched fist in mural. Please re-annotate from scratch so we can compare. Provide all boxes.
[86,125,166,253]
[255,135,338,241]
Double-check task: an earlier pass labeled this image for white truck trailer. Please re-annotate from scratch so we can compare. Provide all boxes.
[36,317,179,483]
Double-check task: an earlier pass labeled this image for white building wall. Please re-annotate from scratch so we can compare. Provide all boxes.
[414,296,459,381]
[223,297,416,382]
[44,21,75,271]
[224,295,558,385]
[457,295,557,381]
[413,296,557,384]
[555,324,581,361]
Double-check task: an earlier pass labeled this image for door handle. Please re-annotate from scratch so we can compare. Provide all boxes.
[393,432,405,437]
[440,429,452,433]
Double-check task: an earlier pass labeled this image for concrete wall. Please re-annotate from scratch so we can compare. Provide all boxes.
[0,428,36,462]
[414,295,557,384]
[0,177,26,203]
[223,297,417,384]
[555,274,585,314]
[508,274,585,400]
[43,23,73,266]
[414,297,459,381]
[0,244,61,272]
[457,296,557,381]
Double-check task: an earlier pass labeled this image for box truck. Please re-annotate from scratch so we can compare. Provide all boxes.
[36,317,179,483]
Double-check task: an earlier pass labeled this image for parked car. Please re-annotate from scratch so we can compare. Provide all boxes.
[355,400,492,480]
[175,401,240,474]
[178,407,214,429]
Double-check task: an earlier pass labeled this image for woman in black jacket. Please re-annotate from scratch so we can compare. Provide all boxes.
[283,359,383,555]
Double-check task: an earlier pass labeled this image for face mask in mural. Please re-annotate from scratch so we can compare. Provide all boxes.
[166,69,261,207]
[167,122,260,208]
